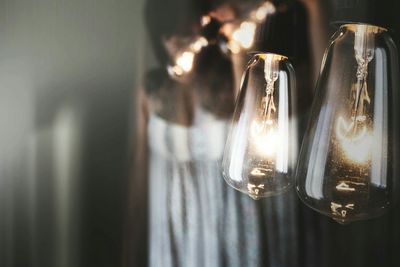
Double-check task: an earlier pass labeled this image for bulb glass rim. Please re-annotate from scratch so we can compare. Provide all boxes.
[248,51,288,61]
[339,23,388,33]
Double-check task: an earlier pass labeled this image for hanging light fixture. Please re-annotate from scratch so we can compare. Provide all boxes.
[225,1,276,54]
[296,22,400,223]
[222,53,298,199]
[167,13,227,78]
[167,36,209,77]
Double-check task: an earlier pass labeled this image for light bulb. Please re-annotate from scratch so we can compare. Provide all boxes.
[222,53,298,199]
[176,51,195,72]
[229,21,257,53]
[251,1,276,22]
[201,15,211,27]
[191,37,208,53]
[167,37,209,77]
[296,24,400,224]
[225,1,276,54]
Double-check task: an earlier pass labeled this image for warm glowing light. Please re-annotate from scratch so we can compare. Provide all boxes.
[168,36,208,77]
[226,2,275,54]
[176,51,194,73]
[167,65,184,76]
[296,24,394,224]
[333,25,374,164]
[222,53,294,199]
[201,15,211,27]
[251,121,278,156]
[231,21,256,50]
[253,2,276,22]
[249,54,281,158]
[228,42,241,54]
[191,37,208,53]
[336,116,372,164]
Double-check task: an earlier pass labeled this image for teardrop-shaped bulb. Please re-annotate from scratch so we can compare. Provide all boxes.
[222,53,298,199]
[296,24,400,223]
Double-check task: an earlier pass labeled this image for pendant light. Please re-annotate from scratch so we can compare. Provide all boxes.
[222,53,298,199]
[296,0,400,223]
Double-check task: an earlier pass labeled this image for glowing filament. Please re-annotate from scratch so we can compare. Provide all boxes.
[251,55,280,157]
[251,122,278,156]
[336,116,372,163]
[335,80,372,163]
[335,25,376,164]
[251,168,267,177]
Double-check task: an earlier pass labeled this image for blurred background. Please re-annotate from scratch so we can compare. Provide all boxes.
[0,0,399,267]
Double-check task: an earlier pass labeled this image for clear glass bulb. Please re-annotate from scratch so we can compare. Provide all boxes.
[296,24,400,224]
[222,53,298,199]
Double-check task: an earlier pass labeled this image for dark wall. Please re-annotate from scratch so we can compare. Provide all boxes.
[0,0,145,266]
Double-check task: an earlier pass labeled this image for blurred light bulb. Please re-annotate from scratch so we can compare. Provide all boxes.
[176,51,194,73]
[250,57,279,158]
[228,41,241,54]
[167,36,209,78]
[167,65,184,77]
[231,21,256,51]
[252,1,276,22]
[191,37,208,53]
[296,24,400,224]
[201,15,211,27]
[222,53,298,199]
[225,1,275,54]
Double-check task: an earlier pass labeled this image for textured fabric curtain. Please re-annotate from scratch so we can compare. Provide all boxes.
[142,76,300,267]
